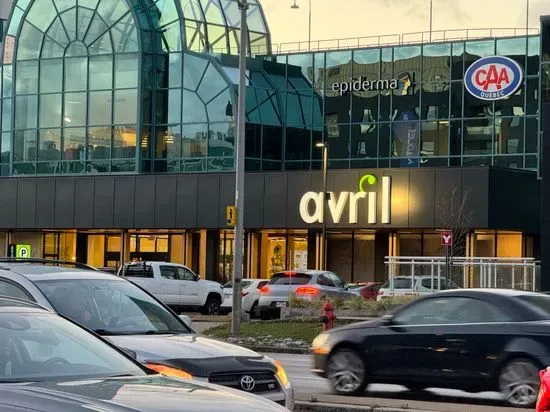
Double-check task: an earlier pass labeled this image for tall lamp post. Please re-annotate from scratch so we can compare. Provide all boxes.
[316,142,328,270]
[231,0,248,336]
[291,0,312,52]
[429,0,433,42]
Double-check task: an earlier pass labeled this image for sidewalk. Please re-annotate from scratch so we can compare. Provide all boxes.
[295,393,519,412]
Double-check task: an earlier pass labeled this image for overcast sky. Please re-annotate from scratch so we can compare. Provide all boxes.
[261,0,548,46]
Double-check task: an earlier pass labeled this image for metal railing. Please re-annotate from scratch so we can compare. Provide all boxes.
[385,256,540,293]
[272,27,540,55]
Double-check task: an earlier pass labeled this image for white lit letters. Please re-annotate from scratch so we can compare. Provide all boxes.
[298,175,392,225]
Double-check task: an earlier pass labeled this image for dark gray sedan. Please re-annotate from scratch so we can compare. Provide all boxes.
[0,296,288,412]
[0,259,294,409]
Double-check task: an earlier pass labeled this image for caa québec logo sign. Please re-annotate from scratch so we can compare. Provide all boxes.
[464,56,523,101]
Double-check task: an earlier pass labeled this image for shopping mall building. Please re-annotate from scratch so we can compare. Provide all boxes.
[0,0,549,286]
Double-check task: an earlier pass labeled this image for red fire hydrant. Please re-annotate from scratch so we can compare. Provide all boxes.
[320,302,336,331]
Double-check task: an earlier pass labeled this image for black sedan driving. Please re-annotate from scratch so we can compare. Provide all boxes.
[311,288,550,408]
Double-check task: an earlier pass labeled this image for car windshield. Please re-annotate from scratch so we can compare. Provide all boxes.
[515,294,550,318]
[269,273,311,285]
[34,279,190,335]
[382,278,413,289]
[0,312,146,383]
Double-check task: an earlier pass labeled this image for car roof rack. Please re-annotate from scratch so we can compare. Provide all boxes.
[0,258,100,271]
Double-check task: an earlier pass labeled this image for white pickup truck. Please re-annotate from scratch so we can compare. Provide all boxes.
[117,261,224,315]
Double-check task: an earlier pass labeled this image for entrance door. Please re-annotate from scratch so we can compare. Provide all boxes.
[129,235,170,263]
[104,235,121,268]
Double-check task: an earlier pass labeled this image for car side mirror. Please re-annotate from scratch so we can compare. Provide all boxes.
[179,314,193,328]
[120,346,137,360]
[195,274,201,281]
[381,314,394,326]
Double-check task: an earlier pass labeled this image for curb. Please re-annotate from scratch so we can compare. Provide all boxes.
[238,345,310,354]
[294,401,441,412]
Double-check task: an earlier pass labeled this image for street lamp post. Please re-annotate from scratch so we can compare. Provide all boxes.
[231,0,248,337]
[429,0,433,42]
[316,142,328,270]
[291,0,312,52]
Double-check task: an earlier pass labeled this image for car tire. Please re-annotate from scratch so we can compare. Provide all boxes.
[250,302,261,319]
[327,348,367,396]
[201,295,221,316]
[498,358,540,408]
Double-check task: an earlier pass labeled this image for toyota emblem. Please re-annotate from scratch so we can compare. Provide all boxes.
[240,375,256,392]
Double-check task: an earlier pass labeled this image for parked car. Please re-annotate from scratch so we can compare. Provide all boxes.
[117,261,224,315]
[377,275,460,300]
[242,279,271,319]
[348,282,384,300]
[311,288,550,408]
[0,258,294,409]
[0,295,288,412]
[220,279,258,314]
[258,270,356,319]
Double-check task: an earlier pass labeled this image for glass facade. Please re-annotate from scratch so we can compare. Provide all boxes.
[0,0,272,175]
[0,0,542,175]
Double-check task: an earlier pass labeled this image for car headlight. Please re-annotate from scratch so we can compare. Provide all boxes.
[312,333,332,355]
[274,360,290,388]
[145,363,193,380]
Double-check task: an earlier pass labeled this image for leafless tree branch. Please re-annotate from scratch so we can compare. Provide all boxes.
[436,187,473,258]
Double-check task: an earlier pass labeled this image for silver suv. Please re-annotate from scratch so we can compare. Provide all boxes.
[257,270,356,319]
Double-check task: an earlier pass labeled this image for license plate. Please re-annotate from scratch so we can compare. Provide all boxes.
[276,302,287,308]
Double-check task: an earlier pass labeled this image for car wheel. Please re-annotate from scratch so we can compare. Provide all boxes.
[201,296,221,316]
[498,358,540,408]
[327,348,367,396]
[250,302,261,319]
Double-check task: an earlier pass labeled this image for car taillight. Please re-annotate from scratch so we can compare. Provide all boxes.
[259,286,270,295]
[241,290,249,297]
[296,286,319,296]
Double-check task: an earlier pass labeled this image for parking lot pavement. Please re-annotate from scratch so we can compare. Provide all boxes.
[265,353,521,412]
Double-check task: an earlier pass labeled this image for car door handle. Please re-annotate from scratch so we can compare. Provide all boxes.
[445,338,466,344]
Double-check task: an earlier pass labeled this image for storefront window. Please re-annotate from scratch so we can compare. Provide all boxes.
[399,233,422,256]
[353,233,375,280]
[474,232,495,257]
[264,235,286,275]
[327,233,352,283]
[288,234,308,271]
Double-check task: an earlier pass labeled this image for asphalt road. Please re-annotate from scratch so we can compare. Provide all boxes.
[265,353,523,412]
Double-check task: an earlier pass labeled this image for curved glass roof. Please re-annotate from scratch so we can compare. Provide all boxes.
[178,0,271,55]
[3,0,271,60]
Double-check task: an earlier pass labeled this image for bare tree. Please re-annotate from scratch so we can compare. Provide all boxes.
[436,187,473,284]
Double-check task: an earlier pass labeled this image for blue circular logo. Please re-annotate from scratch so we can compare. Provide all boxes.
[464,56,523,101]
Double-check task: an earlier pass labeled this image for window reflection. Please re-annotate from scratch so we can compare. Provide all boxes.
[89,56,113,90]
[63,127,86,166]
[38,129,61,161]
[40,94,62,128]
[114,89,138,124]
[113,126,137,159]
[40,59,63,93]
[463,118,494,155]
